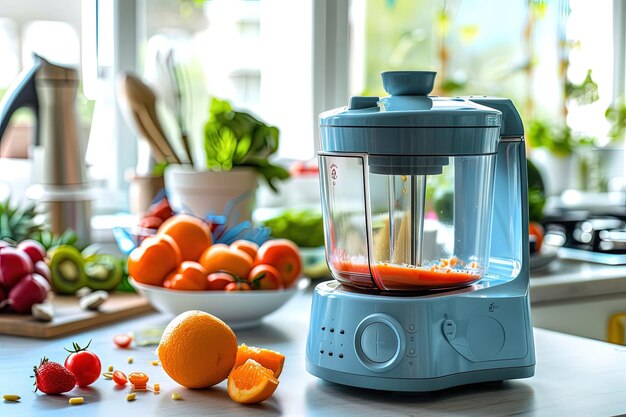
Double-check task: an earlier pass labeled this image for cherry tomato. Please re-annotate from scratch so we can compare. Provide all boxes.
[64,340,102,387]
[128,371,149,387]
[113,370,128,386]
[113,334,132,349]
[248,264,283,290]
[225,282,251,291]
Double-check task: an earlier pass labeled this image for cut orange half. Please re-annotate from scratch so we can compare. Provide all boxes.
[234,344,285,378]
[228,359,279,404]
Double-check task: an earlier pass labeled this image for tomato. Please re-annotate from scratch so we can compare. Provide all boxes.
[164,261,208,291]
[529,221,545,252]
[113,334,132,349]
[64,340,102,387]
[128,371,149,387]
[199,244,254,278]
[113,370,128,386]
[207,272,235,290]
[255,239,302,288]
[248,264,283,290]
[225,282,251,291]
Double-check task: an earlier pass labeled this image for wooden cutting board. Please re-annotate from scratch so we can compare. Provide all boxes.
[0,292,154,338]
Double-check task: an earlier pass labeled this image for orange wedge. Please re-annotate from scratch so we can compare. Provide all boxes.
[234,344,285,378]
[228,359,279,404]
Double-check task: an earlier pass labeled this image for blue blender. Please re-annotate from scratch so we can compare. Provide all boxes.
[306,71,535,391]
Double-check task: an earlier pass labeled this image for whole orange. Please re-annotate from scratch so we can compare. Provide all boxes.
[128,234,181,286]
[158,214,213,262]
[199,245,254,279]
[157,310,237,388]
[230,240,259,260]
[164,261,208,291]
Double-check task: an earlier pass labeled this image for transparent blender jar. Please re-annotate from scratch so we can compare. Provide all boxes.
[320,152,496,291]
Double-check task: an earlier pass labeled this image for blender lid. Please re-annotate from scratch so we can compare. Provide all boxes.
[320,71,501,129]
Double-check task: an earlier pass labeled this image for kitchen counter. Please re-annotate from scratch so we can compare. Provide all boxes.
[2,287,626,416]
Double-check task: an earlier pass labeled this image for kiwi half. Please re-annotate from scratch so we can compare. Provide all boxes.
[49,245,87,294]
[84,254,123,291]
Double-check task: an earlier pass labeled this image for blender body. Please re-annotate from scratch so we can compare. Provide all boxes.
[306,71,535,391]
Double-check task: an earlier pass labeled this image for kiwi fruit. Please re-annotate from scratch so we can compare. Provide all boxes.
[84,254,123,291]
[49,245,87,294]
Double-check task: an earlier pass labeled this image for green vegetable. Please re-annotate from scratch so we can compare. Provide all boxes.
[262,209,325,248]
[204,98,290,192]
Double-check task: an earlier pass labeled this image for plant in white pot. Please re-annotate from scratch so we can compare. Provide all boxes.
[165,98,289,225]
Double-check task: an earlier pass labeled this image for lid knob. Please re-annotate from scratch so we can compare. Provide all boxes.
[381,71,436,96]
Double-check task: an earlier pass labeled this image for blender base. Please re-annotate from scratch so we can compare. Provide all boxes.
[305,281,535,392]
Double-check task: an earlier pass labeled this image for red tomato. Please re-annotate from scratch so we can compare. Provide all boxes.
[255,239,302,288]
[64,341,102,387]
[113,370,128,386]
[225,282,251,291]
[128,371,149,387]
[113,334,132,349]
[207,272,235,290]
[248,264,283,290]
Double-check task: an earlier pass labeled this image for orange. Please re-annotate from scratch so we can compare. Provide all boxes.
[158,214,213,262]
[199,244,254,279]
[230,240,259,260]
[228,359,278,404]
[234,344,285,377]
[157,310,237,388]
[128,234,181,286]
[164,261,208,291]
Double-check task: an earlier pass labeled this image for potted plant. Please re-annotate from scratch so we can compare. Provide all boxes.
[165,98,289,225]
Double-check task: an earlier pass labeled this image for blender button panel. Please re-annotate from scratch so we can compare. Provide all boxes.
[407,324,416,333]
[442,319,457,339]
[360,323,399,363]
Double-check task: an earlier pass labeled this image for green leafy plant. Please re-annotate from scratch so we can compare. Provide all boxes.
[527,119,593,157]
[0,198,47,243]
[606,101,626,144]
[203,97,289,192]
[262,209,325,248]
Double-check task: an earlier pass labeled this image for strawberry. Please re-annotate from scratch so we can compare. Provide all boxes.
[33,357,76,394]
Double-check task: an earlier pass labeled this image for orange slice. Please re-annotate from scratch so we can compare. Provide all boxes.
[234,344,285,378]
[228,359,279,404]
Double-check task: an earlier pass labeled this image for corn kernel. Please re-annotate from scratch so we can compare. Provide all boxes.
[108,365,114,372]
[69,397,84,405]
[171,393,181,401]
[3,394,20,402]
[150,360,160,366]
[102,372,113,379]
[127,393,136,402]
[128,357,134,364]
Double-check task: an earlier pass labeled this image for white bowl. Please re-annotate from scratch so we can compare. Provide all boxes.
[130,278,310,330]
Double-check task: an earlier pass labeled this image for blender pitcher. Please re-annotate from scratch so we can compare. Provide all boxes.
[318,71,501,291]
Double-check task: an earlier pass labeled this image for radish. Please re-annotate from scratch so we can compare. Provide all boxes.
[34,261,52,284]
[5,274,50,313]
[17,240,46,264]
[0,247,34,288]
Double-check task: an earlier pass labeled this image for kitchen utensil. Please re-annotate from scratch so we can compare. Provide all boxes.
[306,71,535,391]
[119,73,182,165]
[0,55,93,244]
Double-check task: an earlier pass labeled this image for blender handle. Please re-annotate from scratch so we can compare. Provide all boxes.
[0,59,41,145]
[467,97,524,139]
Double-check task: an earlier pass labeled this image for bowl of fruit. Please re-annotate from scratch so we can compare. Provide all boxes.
[123,212,310,329]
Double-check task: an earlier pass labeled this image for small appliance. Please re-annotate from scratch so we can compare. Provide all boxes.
[306,71,535,391]
[0,55,92,244]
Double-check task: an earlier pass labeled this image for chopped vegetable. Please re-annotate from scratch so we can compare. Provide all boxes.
[3,394,20,402]
[127,393,136,402]
[113,370,128,386]
[171,392,182,400]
